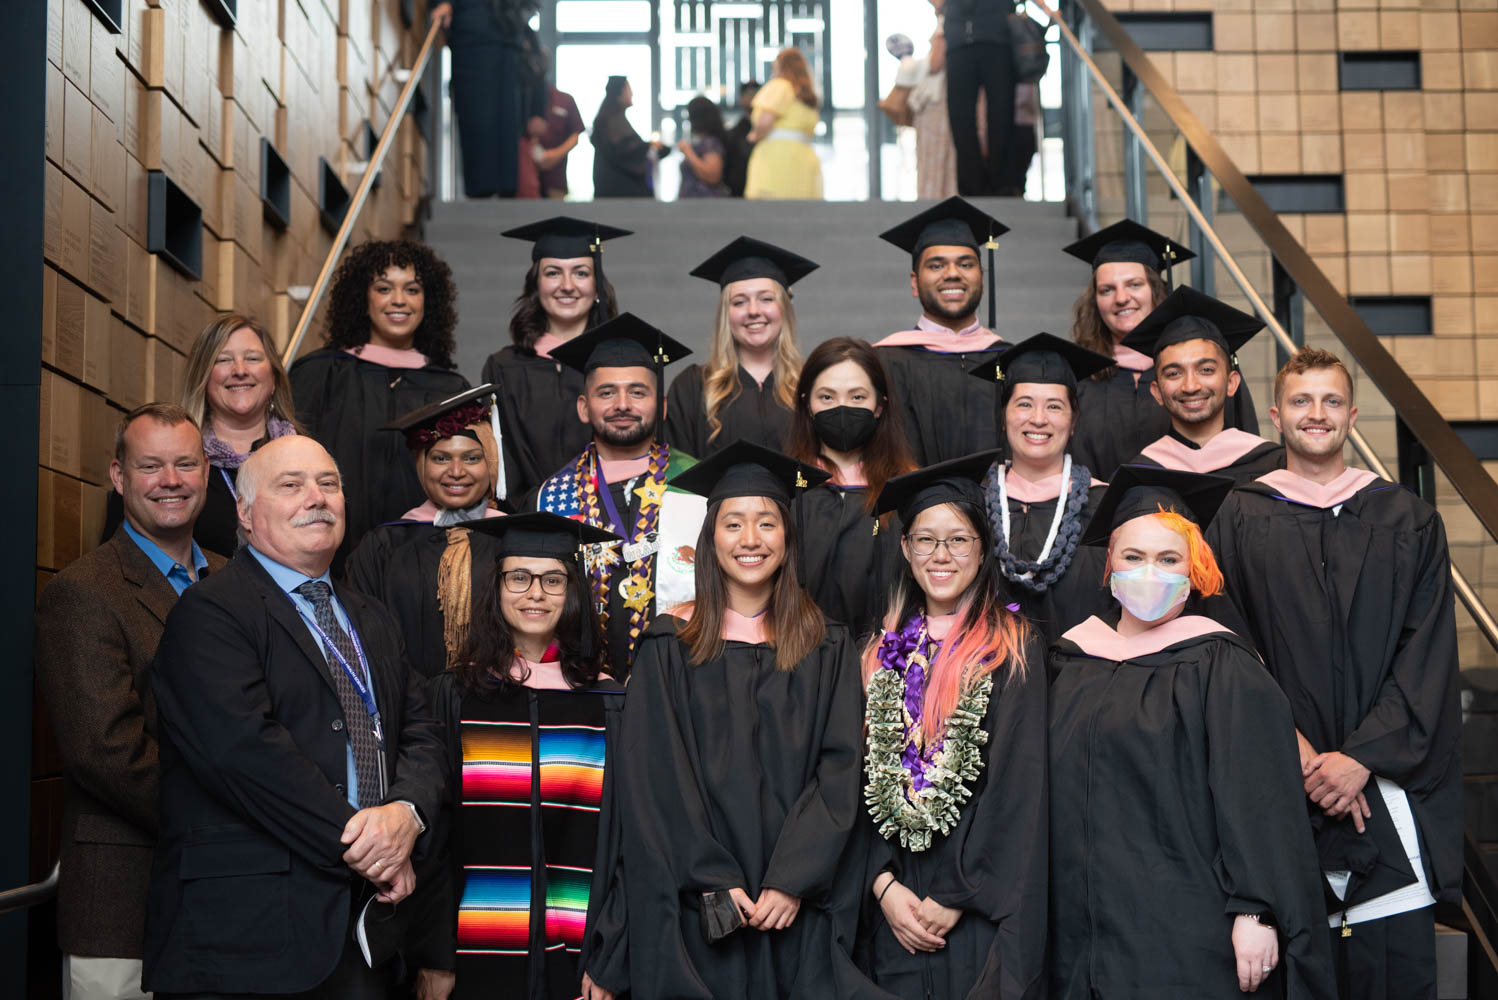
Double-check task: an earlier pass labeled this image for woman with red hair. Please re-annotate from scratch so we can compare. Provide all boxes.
[744,48,823,199]
[1048,466,1335,999]
[857,452,1048,999]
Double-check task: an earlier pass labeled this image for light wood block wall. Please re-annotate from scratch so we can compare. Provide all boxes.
[40,0,432,576]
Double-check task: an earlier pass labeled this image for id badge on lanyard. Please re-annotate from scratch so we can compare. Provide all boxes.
[299,609,389,794]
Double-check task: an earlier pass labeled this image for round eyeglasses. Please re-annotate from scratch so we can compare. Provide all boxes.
[906,534,978,558]
[501,569,568,595]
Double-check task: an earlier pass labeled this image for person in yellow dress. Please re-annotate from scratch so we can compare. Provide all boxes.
[745,48,824,199]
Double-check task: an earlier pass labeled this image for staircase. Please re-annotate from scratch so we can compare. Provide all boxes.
[424,197,1084,384]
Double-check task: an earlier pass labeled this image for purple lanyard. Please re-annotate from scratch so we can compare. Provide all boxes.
[592,464,635,543]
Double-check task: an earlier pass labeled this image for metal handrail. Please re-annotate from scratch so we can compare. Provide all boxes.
[0,861,58,915]
[1036,0,1498,653]
[281,19,445,367]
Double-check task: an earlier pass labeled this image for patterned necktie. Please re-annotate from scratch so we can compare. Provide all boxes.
[294,580,383,807]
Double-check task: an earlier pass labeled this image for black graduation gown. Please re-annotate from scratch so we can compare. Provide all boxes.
[591,112,651,198]
[792,484,904,643]
[289,349,471,566]
[992,481,1110,647]
[102,459,244,559]
[1048,619,1337,1000]
[1073,366,1260,481]
[1206,478,1463,911]
[615,616,872,1000]
[875,342,1006,466]
[342,521,501,678]
[859,632,1050,1000]
[1126,427,1286,485]
[481,346,590,505]
[665,364,792,458]
[402,672,630,1000]
[524,471,648,679]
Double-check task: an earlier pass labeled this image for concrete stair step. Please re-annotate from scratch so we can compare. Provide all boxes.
[423,198,1085,385]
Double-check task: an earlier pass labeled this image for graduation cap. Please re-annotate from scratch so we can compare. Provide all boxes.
[880,198,1009,331]
[874,449,1003,525]
[1119,286,1265,365]
[1079,465,1234,547]
[548,313,692,447]
[880,197,1009,265]
[501,216,633,261]
[1062,219,1195,290]
[689,236,820,289]
[549,312,691,375]
[669,439,831,505]
[464,510,621,560]
[381,383,510,501]
[967,333,1113,393]
[383,383,500,450]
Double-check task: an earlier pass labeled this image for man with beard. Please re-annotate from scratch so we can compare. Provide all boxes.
[1208,348,1460,999]
[873,197,1010,465]
[530,314,707,677]
[1123,286,1284,483]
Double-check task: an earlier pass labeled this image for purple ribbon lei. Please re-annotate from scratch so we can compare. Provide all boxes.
[878,614,944,792]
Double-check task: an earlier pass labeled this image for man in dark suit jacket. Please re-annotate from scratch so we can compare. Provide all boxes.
[144,435,446,998]
[37,403,223,1000]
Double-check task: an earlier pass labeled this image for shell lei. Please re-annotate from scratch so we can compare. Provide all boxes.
[863,633,993,853]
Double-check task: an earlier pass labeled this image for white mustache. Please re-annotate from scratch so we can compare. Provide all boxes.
[292,510,338,527]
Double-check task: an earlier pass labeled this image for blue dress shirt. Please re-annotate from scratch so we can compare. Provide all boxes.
[121,522,209,596]
[248,546,375,809]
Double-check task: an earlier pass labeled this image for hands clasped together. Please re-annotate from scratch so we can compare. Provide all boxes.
[341,802,422,903]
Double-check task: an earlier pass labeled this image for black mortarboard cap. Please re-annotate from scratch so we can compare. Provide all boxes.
[381,383,499,451]
[967,333,1113,391]
[548,313,692,375]
[465,511,621,560]
[879,197,1009,267]
[502,216,633,261]
[1119,286,1265,362]
[668,439,831,505]
[382,383,497,433]
[689,236,819,289]
[874,449,1003,524]
[1062,219,1195,273]
[1080,465,1234,547]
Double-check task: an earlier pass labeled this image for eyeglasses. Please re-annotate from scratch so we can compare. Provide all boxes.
[906,534,978,558]
[501,569,568,595]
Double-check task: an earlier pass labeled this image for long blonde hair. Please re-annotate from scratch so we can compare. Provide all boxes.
[180,314,301,433]
[703,282,803,444]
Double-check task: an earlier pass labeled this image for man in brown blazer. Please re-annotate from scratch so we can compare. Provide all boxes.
[36,403,223,1000]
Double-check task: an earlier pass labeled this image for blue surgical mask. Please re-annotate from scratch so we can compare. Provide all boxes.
[1109,564,1190,623]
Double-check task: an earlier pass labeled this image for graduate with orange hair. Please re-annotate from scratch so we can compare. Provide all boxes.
[1048,466,1335,1000]
[856,451,1049,1000]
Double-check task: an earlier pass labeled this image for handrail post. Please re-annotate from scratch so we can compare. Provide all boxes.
[280,20,445,368]
[1398,418,1438,504]
[1186,145,1215,297]
[1271,258,1303,371]
[1121,65,1147,227]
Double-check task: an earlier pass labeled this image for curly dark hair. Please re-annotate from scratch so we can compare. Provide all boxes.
[452,557,607,696]
[323,239,460,368]
[509,259,620,351]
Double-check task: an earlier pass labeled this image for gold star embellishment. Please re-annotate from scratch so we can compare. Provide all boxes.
[635,476,667,507]
[622,577,653,613]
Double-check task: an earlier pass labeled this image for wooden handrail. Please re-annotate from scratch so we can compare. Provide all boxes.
[281,19,444,367]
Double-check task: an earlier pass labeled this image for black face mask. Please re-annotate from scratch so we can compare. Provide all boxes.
[813,406,879,452]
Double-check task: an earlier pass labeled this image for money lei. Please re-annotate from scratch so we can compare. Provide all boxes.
[864,613,992,852]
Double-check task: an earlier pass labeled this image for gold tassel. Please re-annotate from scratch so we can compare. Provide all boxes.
[470,418,501,509]
[437,525,473,671]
